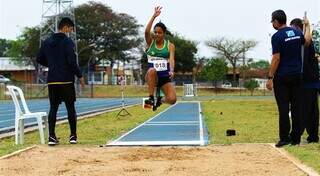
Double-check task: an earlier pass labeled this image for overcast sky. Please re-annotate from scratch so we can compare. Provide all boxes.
[0,0,319,61]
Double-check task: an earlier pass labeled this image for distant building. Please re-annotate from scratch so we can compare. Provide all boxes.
[0,57,35,83]
[90,59,141,85]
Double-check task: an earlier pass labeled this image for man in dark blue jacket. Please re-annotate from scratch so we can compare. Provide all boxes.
[37,17,85,146]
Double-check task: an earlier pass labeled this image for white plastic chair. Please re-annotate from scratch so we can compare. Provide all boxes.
[6,85,48,144]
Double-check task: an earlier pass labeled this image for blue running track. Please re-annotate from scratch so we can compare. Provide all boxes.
[107,101,209,146]
[0,98,140,133]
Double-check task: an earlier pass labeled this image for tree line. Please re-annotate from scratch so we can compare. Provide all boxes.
[0,1,269,85]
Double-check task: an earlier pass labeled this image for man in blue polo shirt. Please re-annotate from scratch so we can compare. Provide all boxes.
[266,10,310,147]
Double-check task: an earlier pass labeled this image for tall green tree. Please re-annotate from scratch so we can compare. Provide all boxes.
[7,27,40,69]
[194,56,208,81]
[239,58,253,80]
[166,34,198,74]
[200,58,228,87]
[75,2,142,84]
[249,60,270,70]
[244,79,259,96]
[7,2,142,84]
[0,39,12,57]
[75,2,142,67]
[206,37,257,86]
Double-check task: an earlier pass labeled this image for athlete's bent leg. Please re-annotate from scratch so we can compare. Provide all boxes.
[145,68,158,97]
[144,68,158,107]
[161,82,177,105]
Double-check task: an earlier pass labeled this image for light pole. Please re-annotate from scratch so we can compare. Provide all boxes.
[75,43,96,96]
[87,49,104,98]
[87,58,93,98]
[78,43,96,55]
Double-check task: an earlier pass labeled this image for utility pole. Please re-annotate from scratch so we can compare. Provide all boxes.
[40,0,77,44]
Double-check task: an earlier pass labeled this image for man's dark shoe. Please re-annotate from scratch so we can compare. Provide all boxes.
[307,140,319,143]
[69,134,77,144]
[275,140,290,148]
[156,96,162,107]
[307,136,319,143]
[290,140,300,146]
[48,136,59,146]
[290,137,301,146]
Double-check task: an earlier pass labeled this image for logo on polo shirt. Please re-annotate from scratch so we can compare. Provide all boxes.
[286,30,295,37]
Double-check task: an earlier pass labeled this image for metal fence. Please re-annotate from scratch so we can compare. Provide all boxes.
[0,82,273,101]
[0,83,48,100]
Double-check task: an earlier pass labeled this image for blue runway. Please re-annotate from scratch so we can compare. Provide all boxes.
[0,98,140,133]
[108,102,209,146]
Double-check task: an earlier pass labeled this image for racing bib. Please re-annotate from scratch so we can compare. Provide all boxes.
[148,56,168,71]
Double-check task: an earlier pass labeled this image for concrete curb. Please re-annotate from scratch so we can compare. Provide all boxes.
[269,143,320,176]
[0,145,37,160]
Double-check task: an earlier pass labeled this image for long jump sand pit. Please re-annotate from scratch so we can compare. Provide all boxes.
[0,144,310,176]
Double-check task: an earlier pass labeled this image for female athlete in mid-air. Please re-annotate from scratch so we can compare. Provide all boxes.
[144,6,177,109]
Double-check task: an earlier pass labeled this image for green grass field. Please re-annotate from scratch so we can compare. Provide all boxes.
[203,99,279,144]
[0,98,319,173]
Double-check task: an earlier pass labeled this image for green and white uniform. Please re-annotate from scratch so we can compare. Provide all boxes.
[146,39,170,78]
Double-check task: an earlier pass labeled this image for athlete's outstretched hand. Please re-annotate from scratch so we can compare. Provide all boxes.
[153,6,162,18]
[303,16,310,28]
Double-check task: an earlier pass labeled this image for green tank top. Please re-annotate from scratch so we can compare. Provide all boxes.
[146,40,170,58]
[146,40,170,77]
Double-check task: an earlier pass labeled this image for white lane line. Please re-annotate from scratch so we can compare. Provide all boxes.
[0,119,14,123]
[144,124,198,126]
[0,99,139,113]
[198,101,205,146]
[108,140,202,146]
[146,121,198,124]
[0,100,140,131]
[0,100,138,119]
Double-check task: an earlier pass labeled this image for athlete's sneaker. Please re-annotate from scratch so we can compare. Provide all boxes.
[48,135,59,146]
[69,134,77,144]
[144,96,154,107]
